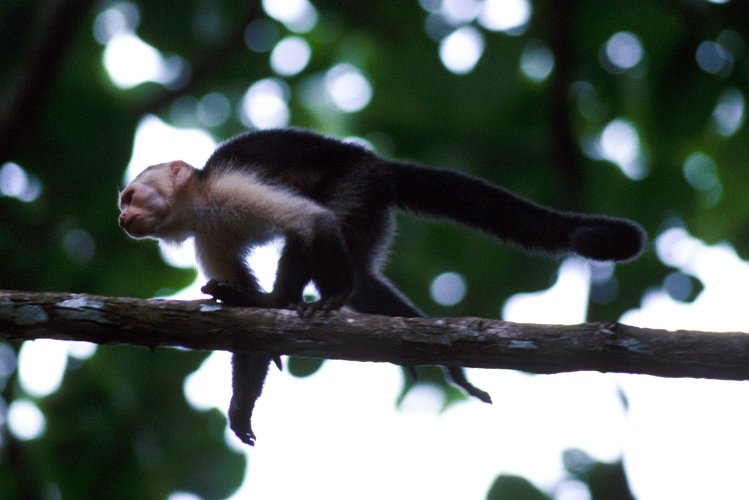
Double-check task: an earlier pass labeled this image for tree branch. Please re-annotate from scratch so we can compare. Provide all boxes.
[1,290,747,380]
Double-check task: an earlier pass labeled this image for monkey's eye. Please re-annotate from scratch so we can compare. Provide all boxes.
[120,189,134,207]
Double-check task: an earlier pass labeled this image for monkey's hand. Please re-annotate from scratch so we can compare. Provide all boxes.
[228,402,257,446]
[229,352,274,446]
[202,279,269,307]
[294,293,347,318]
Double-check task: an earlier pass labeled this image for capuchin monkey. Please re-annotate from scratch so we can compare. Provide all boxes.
[118,128,646,445]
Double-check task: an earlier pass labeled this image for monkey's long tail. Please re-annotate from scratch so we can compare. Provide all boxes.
[390,162,646,262]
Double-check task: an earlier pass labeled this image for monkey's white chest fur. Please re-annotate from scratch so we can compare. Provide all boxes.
[192,168,330,283]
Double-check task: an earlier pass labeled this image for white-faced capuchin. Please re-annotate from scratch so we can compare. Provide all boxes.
[118,128,646,445]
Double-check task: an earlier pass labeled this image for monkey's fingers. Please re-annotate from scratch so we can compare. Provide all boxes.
[295,294,346,318]
[228,405,257,446]
[202,280,261,307]
[231,423,257,446]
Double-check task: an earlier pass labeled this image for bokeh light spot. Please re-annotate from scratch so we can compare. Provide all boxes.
[62,228,96,265]
[8,400,45,440]
[244,18,280,53]
[696,41,731,75]
[439,26,485,74]
[18,340,68,398]
[270,36,312,76]
[520,40,555,82]
[683,152,722,207]
[239,78,290,129]
[262,0,318,33]
[599,119,646,180]
[0,162,42,202]
[663,272,695,302]
[603,32,644,72]
[712,88,745,137]
[197,92,231,128]
[478,0,531,34]
[430,272,467,306]
[325,64,372,112]
[103,32,187,89]
[441,0,481,25]
[93,2,139,44]
[0,343,16,379]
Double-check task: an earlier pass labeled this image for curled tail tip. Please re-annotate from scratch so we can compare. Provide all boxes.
[572,219,647,262]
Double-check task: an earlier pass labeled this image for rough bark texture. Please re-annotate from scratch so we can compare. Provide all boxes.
[1,290,748,380]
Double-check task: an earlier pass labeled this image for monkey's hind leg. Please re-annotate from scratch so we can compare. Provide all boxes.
[349,274,492,404]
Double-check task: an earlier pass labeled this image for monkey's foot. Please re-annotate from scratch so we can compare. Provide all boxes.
[272,355,283,371]
[294,294,347,318]
[448,367,493,404]
[460,383,492,404]
[202,279,264,307]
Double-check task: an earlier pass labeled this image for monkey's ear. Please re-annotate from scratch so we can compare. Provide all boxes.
[168,160,194,185]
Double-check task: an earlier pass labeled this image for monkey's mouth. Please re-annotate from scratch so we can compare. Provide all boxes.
[119,214,137,234]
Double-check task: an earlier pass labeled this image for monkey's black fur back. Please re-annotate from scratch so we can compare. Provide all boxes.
[204,128,375,184]
[206,128,645,262]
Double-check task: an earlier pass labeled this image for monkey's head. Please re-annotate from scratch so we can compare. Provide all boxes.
[118,160,197,243]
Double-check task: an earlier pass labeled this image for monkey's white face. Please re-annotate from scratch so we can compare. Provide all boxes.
[118,161,193,240]
[118,178,167,239]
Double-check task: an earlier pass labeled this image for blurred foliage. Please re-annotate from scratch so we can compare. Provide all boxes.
[286,356,324,377]
[1,0,748,497]
[486,449,634,500]
[487,474,549,500]
[2,347,244,499]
